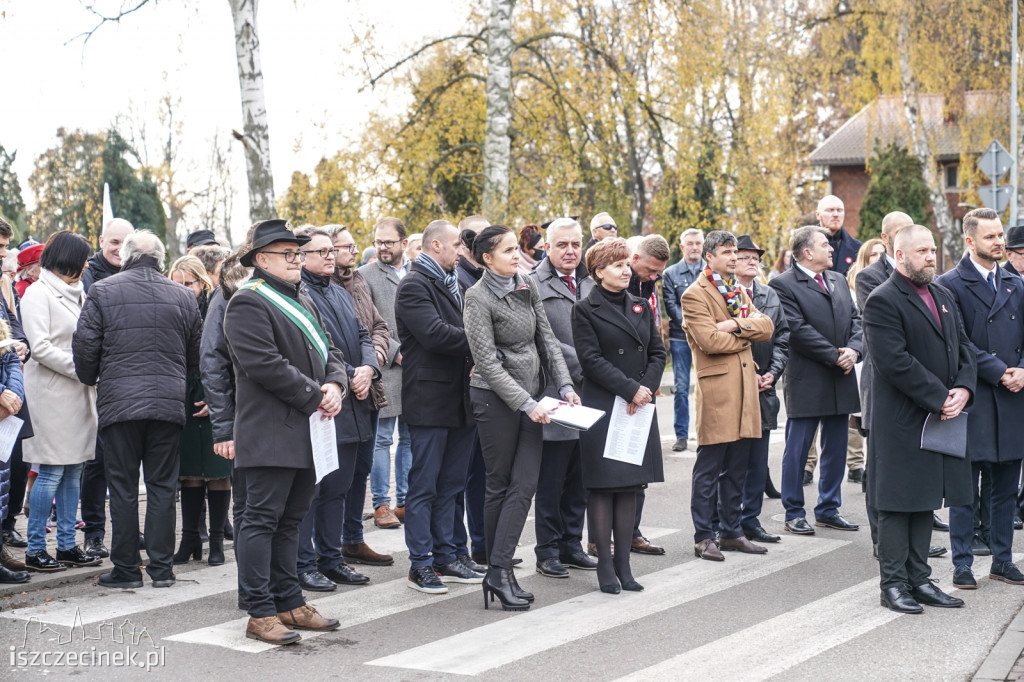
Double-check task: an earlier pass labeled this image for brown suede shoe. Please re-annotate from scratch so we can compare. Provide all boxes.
[694,539,725,562]
[393,506,406,523]
[277,604,340,632]
[720,536,768,554]
[245,616,301,645]
[631,536,666,555]
[342,542,394,566]
[0,545,27,571]
[374,504,401,529]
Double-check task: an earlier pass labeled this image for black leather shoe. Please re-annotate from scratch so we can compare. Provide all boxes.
[928,546,947,558]
[56,546,102,567]
[880,586,923,614]
[3,528,27,548]
[815,514,859,531]
[151,576,176,588]
[971,535,992,556]
[744,526,781,543]
[0,564,30,583]
[784,518,815,535]
[458,554,486,574]
[298,570,337,592]
[84,537,109,559]
[97,572,143,589]
[1016,516,1024,531]
[25,551,66,572]
[847,468,864,484]
[536,558,569,578]
[434,559,484,584]
[322,564,369,586]
[932,513,949,532]
[802,470,813,486]
[911,581,964,608]
[560,551,598,570]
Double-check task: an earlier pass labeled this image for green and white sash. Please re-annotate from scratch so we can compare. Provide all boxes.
[239,278,329,367]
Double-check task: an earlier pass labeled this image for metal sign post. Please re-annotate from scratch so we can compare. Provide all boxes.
[978,140,1014,215]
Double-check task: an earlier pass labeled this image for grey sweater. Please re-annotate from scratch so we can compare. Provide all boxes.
[464,269,572,412]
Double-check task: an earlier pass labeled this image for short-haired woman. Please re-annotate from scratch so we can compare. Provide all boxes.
[21,231,100,572]
[168,255,232,566]
[572,238,666,594]
[464,225,577,611]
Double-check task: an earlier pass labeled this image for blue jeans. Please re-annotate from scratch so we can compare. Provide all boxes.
[670,339,692,440]
[28,463,84,555]
[370,415,411,509]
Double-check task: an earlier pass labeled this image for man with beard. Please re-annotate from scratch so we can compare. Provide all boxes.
[864,225,974,613]
[936,208,1024,590]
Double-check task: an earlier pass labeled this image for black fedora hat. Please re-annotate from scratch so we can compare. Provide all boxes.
[240,220,309,267]
[186,229,219,249]
[1006,225,1024,250]
[735,234,765,257]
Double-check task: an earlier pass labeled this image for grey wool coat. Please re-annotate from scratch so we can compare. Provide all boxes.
[464,269,573,412]
[530,257,594,441]
[357,259,404,418]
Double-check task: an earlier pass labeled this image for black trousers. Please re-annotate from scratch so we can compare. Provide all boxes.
[2,441,25,530]
[471,389,543,569]
[692,439,751,543]
[237,466,316,618]
[80,431,108,540]
[231,463,249,600]
[877,509,932,590]
[534,439,587,560]
[101,420,181,581]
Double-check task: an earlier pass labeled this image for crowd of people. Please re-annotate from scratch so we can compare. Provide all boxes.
[0,195,1018,644]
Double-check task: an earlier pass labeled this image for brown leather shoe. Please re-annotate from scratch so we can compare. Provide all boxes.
[342,542,394,566]
[0,545,26,571]
[277,604,340,631]
[631,536,666,555]
[374,504,401,529]
[694,539,725,561]
[720,536,768,554]
[587,542,614,558]
[393,506,405,523]
[245,616,301,645]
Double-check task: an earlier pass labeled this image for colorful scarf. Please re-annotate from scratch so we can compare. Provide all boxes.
[705,266,742,317]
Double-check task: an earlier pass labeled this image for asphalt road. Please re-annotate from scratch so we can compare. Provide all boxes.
[2,392,1022,681]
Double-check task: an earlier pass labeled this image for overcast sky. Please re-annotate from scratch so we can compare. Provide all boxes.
[0,0,467,243]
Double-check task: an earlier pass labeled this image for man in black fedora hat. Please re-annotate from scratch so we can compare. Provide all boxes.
[223,219,350,645]
[1003,225,1024,278]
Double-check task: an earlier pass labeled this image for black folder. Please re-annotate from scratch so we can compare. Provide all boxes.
[920,412,968,458]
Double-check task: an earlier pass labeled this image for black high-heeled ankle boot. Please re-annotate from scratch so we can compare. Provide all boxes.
[206,489,231,566]
[764,472,782,499]
[507,567,534,602]
[173,487,203,564]
[482,567,530,611]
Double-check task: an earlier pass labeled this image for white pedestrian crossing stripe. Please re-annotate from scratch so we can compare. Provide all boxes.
[366,538,848,675]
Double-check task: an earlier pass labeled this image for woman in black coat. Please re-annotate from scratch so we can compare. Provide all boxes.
[572,238,666,594]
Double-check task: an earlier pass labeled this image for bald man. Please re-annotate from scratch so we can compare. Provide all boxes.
[83,218,134,293]
[816,195,862,276]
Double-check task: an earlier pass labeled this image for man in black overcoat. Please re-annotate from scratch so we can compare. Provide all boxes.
[223,220,349,644]
[864,225,975,614]
[817,194,861,276]
[769,226,862,535]
[936,208,1024,590]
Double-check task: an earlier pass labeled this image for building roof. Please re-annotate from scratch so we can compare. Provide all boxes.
[809,91,1006,166]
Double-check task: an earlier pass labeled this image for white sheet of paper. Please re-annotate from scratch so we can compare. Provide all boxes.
[309,412,339,484]
[0,415,23,464]
[602,397,654,466]
[537,396,606,431]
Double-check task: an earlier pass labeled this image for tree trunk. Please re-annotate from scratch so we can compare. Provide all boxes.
[481,0,514,221]
[897,17,959,262]
[228,0,276,223]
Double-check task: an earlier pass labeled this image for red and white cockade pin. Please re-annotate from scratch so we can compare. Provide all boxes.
[632,304,643,314]
[941,305,948,313]
[846,256,853,264]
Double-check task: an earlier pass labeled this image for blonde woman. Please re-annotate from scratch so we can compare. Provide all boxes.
[168,256,232,566]
[846,239,885,293]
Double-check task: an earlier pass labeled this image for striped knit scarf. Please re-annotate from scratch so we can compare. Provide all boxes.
[705,266,742,317]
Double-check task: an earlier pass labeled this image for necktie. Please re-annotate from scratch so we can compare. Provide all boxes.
[561,275,576,297]
[987,271,996,292]
[445,271,462,308]
[814,273,829,293]
[746,287,754,301]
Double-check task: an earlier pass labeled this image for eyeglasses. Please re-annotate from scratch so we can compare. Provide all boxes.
[182,279,200,287]
[303,247,339,259]
[735,255,761,263]
[336,244,360,254]
[260,250,306,263]
[374,239,401,249]
[594,224,617,232]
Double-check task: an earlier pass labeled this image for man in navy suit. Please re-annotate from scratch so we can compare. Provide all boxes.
[936,208,1024,590]
[817,195,862,276]
[769,226,862,535]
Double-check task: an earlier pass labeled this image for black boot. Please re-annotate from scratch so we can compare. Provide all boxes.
[764,472,782,499]
[207,489,230,566]
[507,566,534,602]
[173,486,204,564]
[482,567,530,611]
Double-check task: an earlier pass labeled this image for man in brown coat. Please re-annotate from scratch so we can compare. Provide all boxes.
[682,231,774,561]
